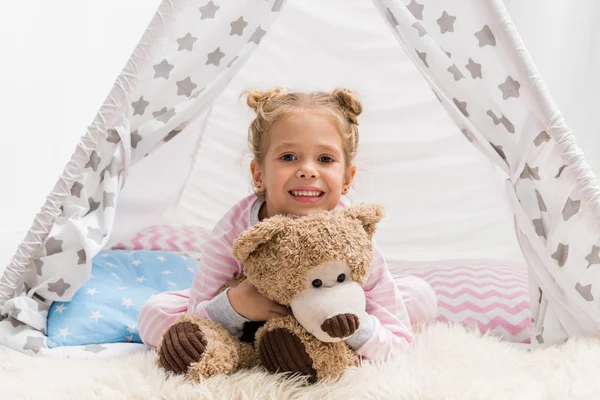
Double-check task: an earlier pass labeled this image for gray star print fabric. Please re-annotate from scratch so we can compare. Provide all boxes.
[376,0,600,346]
[0,0,285,355]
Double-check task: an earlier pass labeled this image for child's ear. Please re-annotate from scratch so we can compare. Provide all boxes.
[343,203,385,239]
[343,164,357,188]
[232,215,290,262]
[250,159,265,192]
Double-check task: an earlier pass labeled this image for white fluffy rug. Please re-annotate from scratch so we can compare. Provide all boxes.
[2,323,599,400]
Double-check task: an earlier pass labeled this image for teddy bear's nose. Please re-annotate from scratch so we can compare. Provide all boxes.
[320,313,360,338]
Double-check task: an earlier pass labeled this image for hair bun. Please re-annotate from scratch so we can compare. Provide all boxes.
[331,88,363,125]
[245,87,288,113]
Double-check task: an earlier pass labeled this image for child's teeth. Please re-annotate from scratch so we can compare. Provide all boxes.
[292,191,321,197]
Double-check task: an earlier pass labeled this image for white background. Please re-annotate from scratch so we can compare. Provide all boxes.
[0,0,597,269]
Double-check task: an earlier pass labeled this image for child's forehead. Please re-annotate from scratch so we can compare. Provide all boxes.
[269,114,343,150]
[274,110,338,131]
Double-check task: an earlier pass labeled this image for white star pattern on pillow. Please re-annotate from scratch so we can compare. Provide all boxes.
[58,327,71,339]
[46,250,198,348]
[89,311,102,323]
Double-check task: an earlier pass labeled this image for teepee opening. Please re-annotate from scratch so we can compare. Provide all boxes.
[1,0,599,357]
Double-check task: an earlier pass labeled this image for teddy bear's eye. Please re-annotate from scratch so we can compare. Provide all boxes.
[337,274,346,283]
[312,279,322,288]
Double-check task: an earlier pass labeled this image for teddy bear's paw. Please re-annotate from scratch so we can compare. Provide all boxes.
[321,313,360,339]
[258,327,317,383]
[158,320,207,375]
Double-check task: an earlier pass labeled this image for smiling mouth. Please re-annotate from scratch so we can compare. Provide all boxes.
[289,190,324,198]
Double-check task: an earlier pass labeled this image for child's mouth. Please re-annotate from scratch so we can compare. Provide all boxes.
[289,190,325,203]
[289,190,323,197]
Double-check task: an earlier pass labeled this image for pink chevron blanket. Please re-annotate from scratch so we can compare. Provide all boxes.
[390,259,531,343]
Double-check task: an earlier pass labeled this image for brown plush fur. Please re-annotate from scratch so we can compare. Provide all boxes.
[233,203,384,305]
[158,203,384,383]
[237,342,260,369]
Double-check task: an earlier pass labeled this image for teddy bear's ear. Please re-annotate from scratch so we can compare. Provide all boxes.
[343,203,385,238]
[232,215,290,262]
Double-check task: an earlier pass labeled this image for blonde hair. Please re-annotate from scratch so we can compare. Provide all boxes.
[243,87,363,169]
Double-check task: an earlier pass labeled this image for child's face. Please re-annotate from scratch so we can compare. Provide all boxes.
[252,109,355,219]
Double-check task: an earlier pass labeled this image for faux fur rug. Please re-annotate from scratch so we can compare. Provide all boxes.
[1,323,599,400]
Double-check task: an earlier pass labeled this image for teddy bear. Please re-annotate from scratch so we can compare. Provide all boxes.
[156,203,384,383]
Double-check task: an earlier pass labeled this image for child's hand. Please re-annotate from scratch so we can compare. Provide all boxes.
[228,279,290,321]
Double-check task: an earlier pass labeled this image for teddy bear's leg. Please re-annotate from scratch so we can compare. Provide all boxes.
[237,341,260,369]
[157,314,244,381]
[255,315,359,383]
[257,321,317,382]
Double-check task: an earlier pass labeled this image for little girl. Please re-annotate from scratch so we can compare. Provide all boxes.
[138,87,438,373]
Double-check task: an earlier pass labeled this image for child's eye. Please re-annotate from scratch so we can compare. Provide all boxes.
[318,155,334,163]
[280,154,297,162]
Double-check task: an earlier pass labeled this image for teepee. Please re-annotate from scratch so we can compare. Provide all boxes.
[1,0,600,356]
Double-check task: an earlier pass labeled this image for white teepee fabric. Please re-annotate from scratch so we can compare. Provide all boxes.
[373,0,600,346]
[0,0,285,355]
[1,0,599,356]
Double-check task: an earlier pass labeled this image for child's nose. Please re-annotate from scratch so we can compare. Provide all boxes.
[296,164,318,179]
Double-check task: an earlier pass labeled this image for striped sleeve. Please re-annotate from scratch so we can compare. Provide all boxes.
[352,241,414,361]
[187,197,254,337]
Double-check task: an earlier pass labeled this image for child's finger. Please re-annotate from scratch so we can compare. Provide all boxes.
[267,312,286,320]
[270,304,290,316]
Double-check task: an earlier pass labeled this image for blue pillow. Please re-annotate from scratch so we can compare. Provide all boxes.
[47,250,197,348]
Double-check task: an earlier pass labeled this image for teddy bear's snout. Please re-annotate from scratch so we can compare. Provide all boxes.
[320,313,360,339]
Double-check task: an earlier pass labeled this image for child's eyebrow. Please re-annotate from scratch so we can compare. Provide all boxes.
[272,142,343,155]
[272,142,298,153]
[315,144,342,154]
